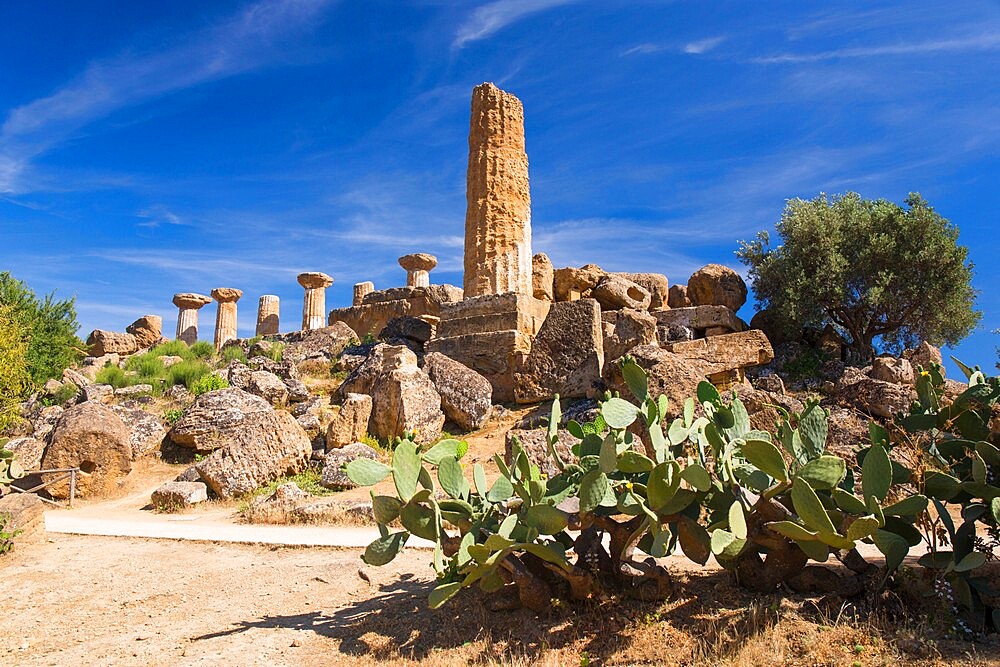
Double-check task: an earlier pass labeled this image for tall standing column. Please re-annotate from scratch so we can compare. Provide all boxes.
[172,293,212,345]
[256,295,280,336]
[398,253,437,288]
[353,281,374,306]
[297,272,333,331]
[211,288,243,350]
[463,82,532,298]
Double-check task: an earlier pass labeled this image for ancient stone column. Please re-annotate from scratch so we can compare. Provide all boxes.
[398,253,437,288]
[297,272,334,331]
[463,82,532,298]
[353,281,374,306]
[211,288,243,350]
[256,295,280,336]
[172,293,212,345]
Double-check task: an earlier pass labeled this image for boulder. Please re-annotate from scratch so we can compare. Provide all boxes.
[687,264,747,311]
[607,345,708,420]
[41,402,132,498]
[591,274,652,311]
[168,388,275,452]
[826,408,870,459]
[81,383,113,403]
[276,322,358,364]
[0,493,46,544]
[904,341,944,372]
[840,377,916,419]
[151,481,208,509]
[339,344,418,399]
[31,406,64,443]
[870,356,914,385]
[532,253,554,301]
[326,393,373,449]
[86,330,138,357]
[4,437,45,471]
[423,352,493,431]
[615,273,669,311]
[62,367,93,389]
[245,370,290,405]
[159,355,184,368]
[552,264,605,301]
[320,442,379,489]
[667,284,691,308]
[126,315,163,349]
[753,374,786,395]
[110,406,166,459]
[665,330,774,375]
[505,428,578,478]
[42,379,63,396]
[378,316,435,357]
[514,299,604,404]
[370,368,445,444]
[193,408,312,498]
[114,384,153,398]
[284,378,310,403]
[602,309,658,368]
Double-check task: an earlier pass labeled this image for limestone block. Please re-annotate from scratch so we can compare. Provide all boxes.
[423,352,493,431]
[615,272,669,310]
[591,274,651,311]
[435,292,550,338]
[426,330,531,404]
[514,299,604,404]
[904,341,944,373]
[871,356,915,385]
[687,264,747,311]
[602,309,658,370]
[321,442,378,489]
[553,264,605,301]
[532,253,554,301]
[370,367,445,444]
[665,329,774,375]
[86,330,138,357]
[42,402,133,499]
[326,393,373,450]
[667,284,691,308]
[505,428,578,478]
[126,315,163,349]
[151,481,208,508]
[606,345,708,420]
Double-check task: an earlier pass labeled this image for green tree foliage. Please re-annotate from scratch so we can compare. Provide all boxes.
[0,272,84,386]
[0,304,31,431]
[737,193,980,360]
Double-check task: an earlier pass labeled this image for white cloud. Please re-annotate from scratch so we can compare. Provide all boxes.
[0,0,334,194]
[753,32,1000,64]
[683,36,726,54]
[453,0,577,49]
[621,43,668,57]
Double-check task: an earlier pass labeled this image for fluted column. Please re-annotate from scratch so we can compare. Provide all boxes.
[172,293,212,345]
[297,272,333,331]
[211,288,243,350]
[353,281,374,305]
[256,295,280,336]
[398,253,437,288]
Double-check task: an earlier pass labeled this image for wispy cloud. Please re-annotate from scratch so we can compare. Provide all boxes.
[453,0,577,49]
[752,32,1000,64]
[683,36,726,54]
[136,205,189,228]
[0,0,334,194]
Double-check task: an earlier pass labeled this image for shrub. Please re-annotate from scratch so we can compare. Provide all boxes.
[0,304,31,432]
[189,341,215,360]
[44,383,80,406]
[191,374,229,396]
[222,345,248,365]
[150,340,192,360]
[94,364,127,388]
[0,512,20,555]
[261,342,285,363]
[163,409,184,426]
[165,360,212,390]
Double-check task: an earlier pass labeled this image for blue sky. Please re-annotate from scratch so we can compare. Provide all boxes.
[2,0,998,372]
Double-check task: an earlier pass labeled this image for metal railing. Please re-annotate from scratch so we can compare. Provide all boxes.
[9,468,89,508]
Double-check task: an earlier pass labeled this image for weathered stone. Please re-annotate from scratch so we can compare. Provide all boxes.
[151,481,208,508]
[687,264,747,311]
[423,352,493,431]
[285,378,310,403]
[514,299,604,404]
[242,370,289,405]
[42,402,132,498]
[398,253,437,288]
[729,386,803,433]
[825,408,870,459]
[591,274,651,311]
[532,253,554,302]
[607,345,708,420]
[653,306,743,340]
[5,436,45,471]
[169,388,274,452]
[113,384,153,398]
[173,293,212,345]
[754,374,786,395]
[353,281,374,306]
[553,264,605,302]
[86,330,138,357]
[321,442,379,489]
[667,284,691,308]
[426,330,530,403]
[871,356,914,385]
[255,295,280,336]
[602,309,658,368]
[505,428,578,478]
[464,82,532,298]
[817,324,847,360]
[110,406,166,459]
[330,286,462,339]
[839,377,916,419]
[0,493,46,544]
[370,367,445,444]
[159,355,184,368]
[435,292,549,339]
[749,309,788,348]
[32,405,64,442]
[126,315,163,349]
[339,344,418,398]
[904,341,944,373]
[62,367,93,389]
[615,273,670,310]
[82,383,112,403]
[298,272,334,331]
[275,322,357,365]
[665,330,774,375]
[326,393,373,449]
[378,316,435,357]
[42,378,63,396]
[211,288,243,351]
[193,406,312,498]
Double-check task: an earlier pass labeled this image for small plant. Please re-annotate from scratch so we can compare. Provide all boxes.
[42,383,79,406]
[150,339,192,359]
[222,345,248,365]
[0,512,21,555]
[248,468,335,499]
[95,364,127,388]
[166,359,212,390]
[188,341,215,360]
[261,342,285,363]
[164,409,184,426]
[190,374,229,396]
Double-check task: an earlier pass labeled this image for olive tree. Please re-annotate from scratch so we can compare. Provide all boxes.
[737,192,980,361]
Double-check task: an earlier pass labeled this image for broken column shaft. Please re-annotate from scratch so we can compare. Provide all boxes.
[211,288,243,350]
[172,293,212,345]
[298,272,333,331]
[256,295,280,336]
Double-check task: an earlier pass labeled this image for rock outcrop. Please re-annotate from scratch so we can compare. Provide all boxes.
[169,388,275,452]
[687,264,747,312]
